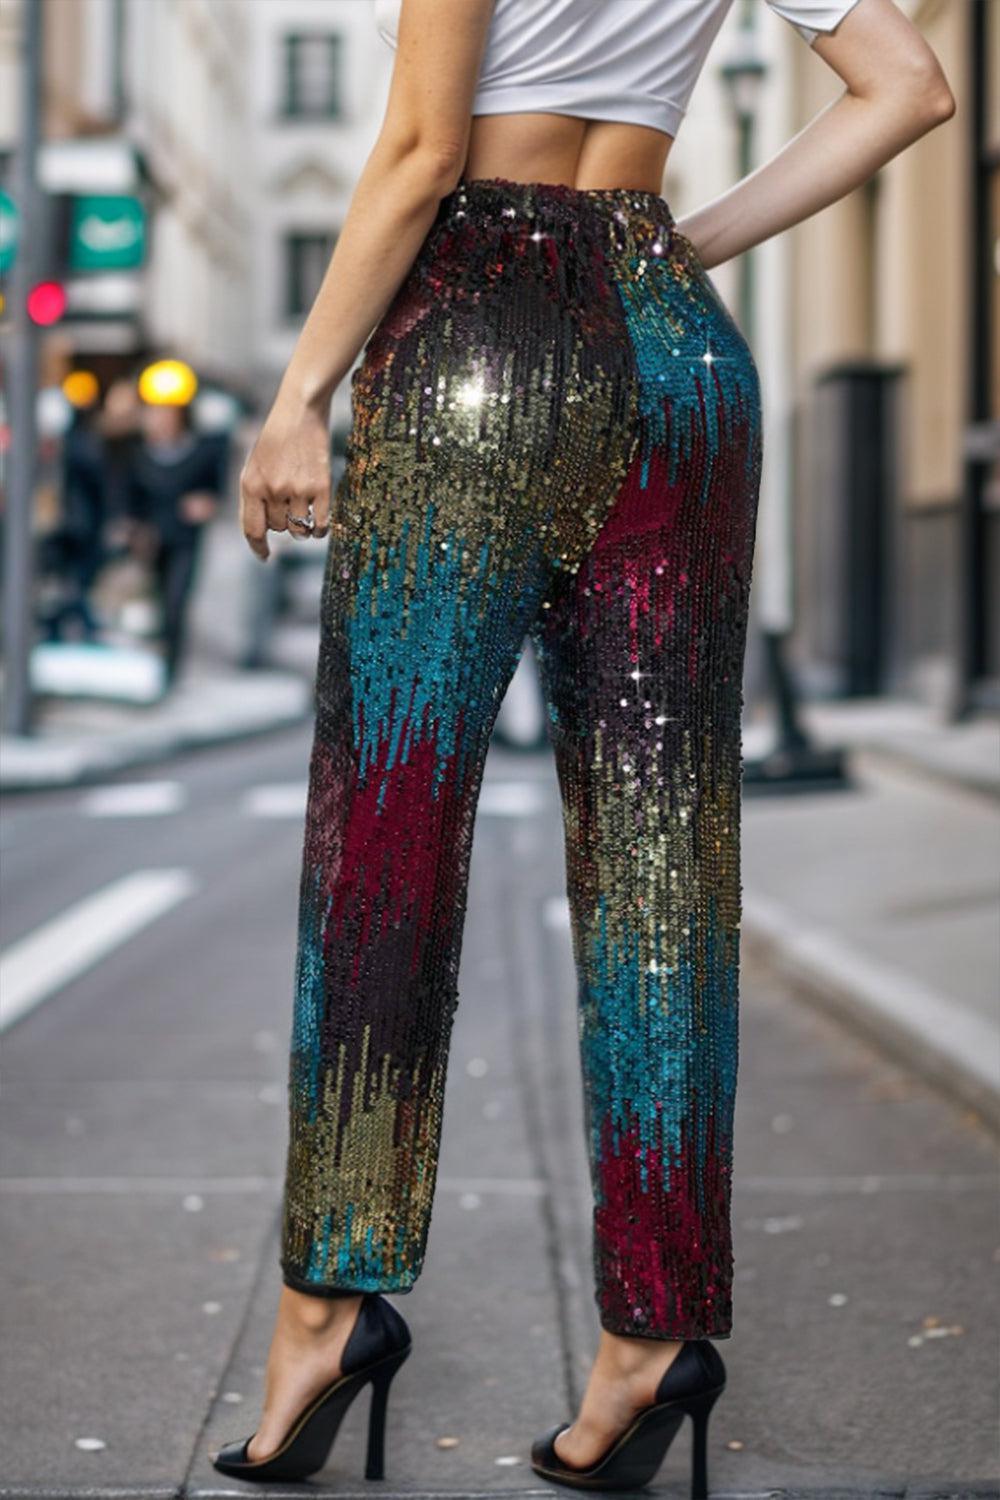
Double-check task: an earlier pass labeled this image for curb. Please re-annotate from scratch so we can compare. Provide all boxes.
[850,741,1000,805]
[741,892,1000,1134]
[0,687,312,794]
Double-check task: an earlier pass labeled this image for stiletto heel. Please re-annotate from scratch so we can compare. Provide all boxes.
[364,1345,408,1480]
[531,1337,726,1495]
[211,1291,411,1484]
[683,1386,722,1500]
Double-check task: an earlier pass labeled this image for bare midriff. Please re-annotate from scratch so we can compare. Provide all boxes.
[463,112,674,194]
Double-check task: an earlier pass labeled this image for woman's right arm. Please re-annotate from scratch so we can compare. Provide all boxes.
[675,0,955,271]
[240,0,494,559]
[275,0,496,414]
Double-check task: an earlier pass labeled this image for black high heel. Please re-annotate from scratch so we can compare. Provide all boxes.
[531,1338,726,1498]
[211,1291,411,1483]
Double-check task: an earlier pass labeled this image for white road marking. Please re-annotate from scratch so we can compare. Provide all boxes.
[0,1172,552,1195]
[477,781,547,817]
[0,1171,993,1196]
[0,869,197,1032]
[243,779,547,820]
[543,895,570,929]
[243,783,308,818]
[437,1174,546,1196]
[80,781,186,818]
[0,1176,278,1193]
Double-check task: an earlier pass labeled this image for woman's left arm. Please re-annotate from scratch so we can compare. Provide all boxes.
[675,0,955,270]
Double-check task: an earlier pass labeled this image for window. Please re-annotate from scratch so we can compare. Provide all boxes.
[284,231,337,318]
[283,33,344,119]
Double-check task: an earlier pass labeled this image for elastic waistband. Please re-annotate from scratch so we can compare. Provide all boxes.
[433,174,677,258]
[447,174,674,222]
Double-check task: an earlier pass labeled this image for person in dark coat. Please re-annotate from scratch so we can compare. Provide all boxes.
[39,403,109,641]
[124,399,227,685]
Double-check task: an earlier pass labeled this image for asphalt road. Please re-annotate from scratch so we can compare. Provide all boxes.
[1,727,997,1498]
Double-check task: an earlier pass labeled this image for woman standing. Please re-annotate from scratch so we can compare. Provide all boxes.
[213,0,954,1491]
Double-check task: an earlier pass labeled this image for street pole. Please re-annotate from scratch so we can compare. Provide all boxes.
[721,2,846,793]
[2,0,43,736]
[736,110,755,352]
[955,0,997,719]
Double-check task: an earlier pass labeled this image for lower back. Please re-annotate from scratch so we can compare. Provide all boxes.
[462,113,673,193]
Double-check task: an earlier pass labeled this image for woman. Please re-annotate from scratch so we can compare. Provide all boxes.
[213,0,953,1490]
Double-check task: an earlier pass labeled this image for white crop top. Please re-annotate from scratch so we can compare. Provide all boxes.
[373,0,863,139]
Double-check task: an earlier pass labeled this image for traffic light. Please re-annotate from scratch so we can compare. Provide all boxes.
[26,279,66,326]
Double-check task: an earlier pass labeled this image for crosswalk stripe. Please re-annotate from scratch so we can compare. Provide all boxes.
[543,895,570,929]
[80,781,186,817]
[240,780,550,820]
[0,869,198,1032]
[476,781,548,817]
[243,783,308,818]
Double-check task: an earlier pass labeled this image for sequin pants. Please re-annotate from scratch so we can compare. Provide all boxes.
[279,176,762,1341]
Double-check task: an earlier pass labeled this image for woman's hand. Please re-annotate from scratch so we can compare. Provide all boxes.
[239,394,332,561]
[233,2,497,564]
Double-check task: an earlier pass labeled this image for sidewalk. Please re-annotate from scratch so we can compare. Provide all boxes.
[0,520,316,792]
[1,737,996,1496]
[0,659,311,790]
[797,696,999,801]
[740,700,1000,1130]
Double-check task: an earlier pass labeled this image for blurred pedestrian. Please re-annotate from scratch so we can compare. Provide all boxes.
[98,376,143,532]
[123,399,226,686]
[38,401,107,642]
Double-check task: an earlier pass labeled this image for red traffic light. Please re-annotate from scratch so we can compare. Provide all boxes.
[27,280,67,326]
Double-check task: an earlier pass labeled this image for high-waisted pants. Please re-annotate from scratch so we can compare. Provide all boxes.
[279,176,762,1342]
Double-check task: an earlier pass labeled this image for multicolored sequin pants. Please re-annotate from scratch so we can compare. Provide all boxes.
[280,176,762,1341]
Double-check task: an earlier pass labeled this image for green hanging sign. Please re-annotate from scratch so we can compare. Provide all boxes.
[0,190,18,275]
[69,193,145,271]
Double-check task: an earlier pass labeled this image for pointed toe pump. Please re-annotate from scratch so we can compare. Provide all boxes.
[531,1338,726,1498]
[211,1291,411,1484]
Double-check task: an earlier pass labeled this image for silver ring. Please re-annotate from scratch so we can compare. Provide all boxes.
[286,506,315,533]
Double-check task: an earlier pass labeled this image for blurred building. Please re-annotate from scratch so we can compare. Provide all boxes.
[670,0,997,722]
[0,0,255,398]
[3,0,994,715]
[784,0,997,716]
[247,0,391,442]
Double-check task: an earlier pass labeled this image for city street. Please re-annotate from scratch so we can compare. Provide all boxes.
[2,0,997,1493]
[1,728,997,1499]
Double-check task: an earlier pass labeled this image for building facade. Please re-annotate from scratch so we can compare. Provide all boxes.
[666,0,997,720]
[783,0,998,715]
[247,0,392,438]
[4,0,993,712]
[0,0,255,397]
